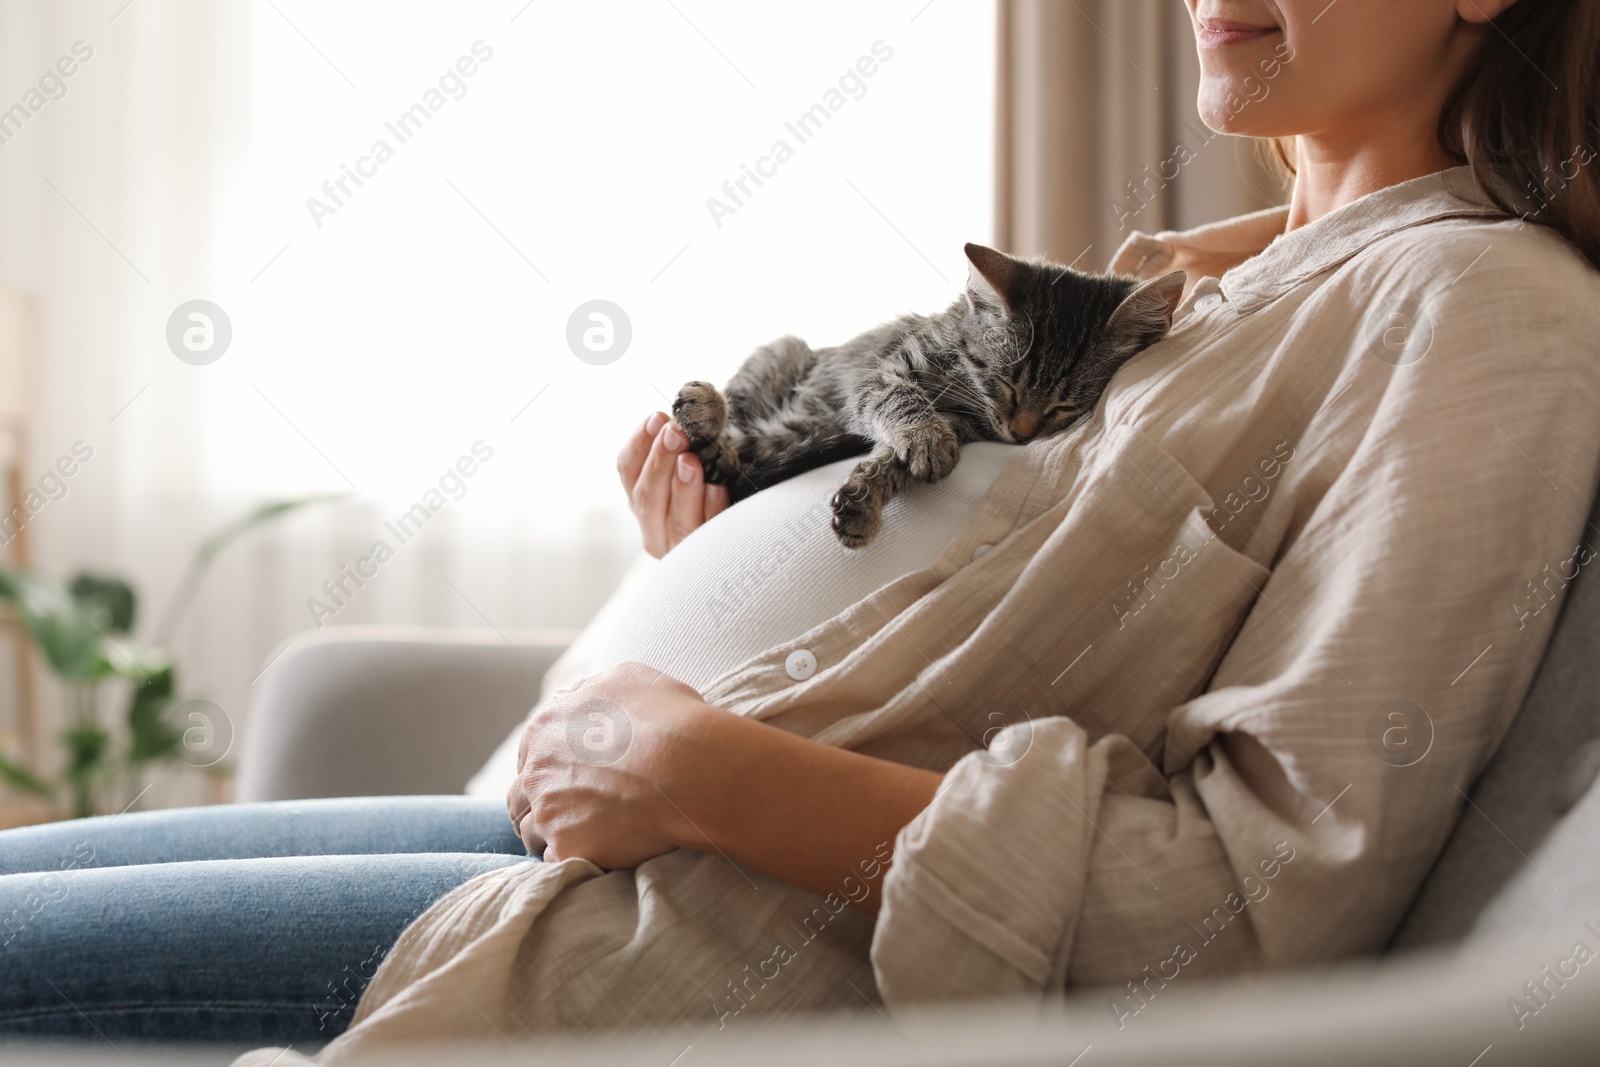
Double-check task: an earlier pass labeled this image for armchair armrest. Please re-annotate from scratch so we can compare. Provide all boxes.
[235,625,575,802]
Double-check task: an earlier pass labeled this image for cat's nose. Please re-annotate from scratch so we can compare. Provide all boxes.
[1010,413,1040,442]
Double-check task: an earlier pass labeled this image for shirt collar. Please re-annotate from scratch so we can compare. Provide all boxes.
[1110,167,1506,313]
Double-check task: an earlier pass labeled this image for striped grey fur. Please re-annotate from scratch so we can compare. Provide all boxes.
[673,243,1185,547]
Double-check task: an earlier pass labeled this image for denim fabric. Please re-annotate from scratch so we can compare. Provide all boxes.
[0,796,530,1046]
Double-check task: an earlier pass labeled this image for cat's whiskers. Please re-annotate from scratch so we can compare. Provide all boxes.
[928,385,996,427]
[923,368,991,411]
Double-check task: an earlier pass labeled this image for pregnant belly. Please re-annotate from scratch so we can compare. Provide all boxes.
[588,442,1021,693]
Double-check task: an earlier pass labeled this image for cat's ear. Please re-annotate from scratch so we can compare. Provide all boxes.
[964,242,1023,314]
[1106,271,1187,354]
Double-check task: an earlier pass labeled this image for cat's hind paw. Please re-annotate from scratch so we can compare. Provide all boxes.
[893,419,961,482]
[671,381,727,446]
[830,484,883,549]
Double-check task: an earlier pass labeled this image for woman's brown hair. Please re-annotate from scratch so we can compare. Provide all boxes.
[1264,2,1600,270]
[1440,0,1600,269]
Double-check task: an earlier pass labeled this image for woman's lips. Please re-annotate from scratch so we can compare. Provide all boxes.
[1196,21,1280,47]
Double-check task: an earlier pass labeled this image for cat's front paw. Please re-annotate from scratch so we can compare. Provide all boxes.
[893,419,960,482]
[830,485,883,549]
[671,381,727,446]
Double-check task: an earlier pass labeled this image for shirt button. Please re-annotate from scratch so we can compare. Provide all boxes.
[972,543,993,560]
[1194,293,1224,312]
[785,649,817,681]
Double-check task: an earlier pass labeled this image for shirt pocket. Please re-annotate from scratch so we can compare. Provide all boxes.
[1037,422,1273,756]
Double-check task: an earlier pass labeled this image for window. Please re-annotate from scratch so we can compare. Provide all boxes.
[217,1,996,521]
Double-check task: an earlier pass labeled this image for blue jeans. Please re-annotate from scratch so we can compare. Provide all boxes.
[0,796,530,1047]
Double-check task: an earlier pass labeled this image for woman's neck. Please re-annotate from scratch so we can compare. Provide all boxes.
[1285,115,1459,232]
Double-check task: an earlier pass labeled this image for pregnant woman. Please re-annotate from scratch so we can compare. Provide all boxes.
[5,0,1600,1057]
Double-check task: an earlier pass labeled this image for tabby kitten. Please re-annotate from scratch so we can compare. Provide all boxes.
[672,242,1186,548]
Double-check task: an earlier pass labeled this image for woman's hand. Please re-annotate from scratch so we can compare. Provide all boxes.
[505,662,944,911]
[618,412,730,558]
[506,663,712,867]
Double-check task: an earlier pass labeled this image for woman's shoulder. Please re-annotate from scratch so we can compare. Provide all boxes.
[1320,214,1600,425]
[1322,212,1600,386]
[1364,211,1600,313]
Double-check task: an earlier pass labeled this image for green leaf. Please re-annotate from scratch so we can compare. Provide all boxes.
[95,641,172,684]
[62,723,110,819]
[0,569,105,681]
[62,724,110,784]
[126,663,182,765]
[69,573,137,634]
[0,753,54,798]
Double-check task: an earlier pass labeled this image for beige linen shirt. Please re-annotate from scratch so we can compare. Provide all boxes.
[241,169,1600,1063]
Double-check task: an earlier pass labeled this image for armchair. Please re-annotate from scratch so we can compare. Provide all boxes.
[235,625,574,802]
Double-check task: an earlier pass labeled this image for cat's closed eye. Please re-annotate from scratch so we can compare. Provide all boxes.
[1032,402,1080,434]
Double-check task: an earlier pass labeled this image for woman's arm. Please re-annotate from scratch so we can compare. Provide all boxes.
[505,662,943,912]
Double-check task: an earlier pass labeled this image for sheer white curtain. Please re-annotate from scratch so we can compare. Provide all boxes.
[0,0,995,805]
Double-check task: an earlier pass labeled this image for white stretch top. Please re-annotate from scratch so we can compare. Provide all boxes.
[466,441,1021,795]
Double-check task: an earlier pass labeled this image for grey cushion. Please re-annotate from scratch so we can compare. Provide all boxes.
[1390,490,1600,953]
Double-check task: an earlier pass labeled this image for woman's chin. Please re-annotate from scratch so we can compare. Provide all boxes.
[1194,93,1284,139]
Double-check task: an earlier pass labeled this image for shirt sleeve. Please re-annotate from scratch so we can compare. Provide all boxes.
[871,226,1600,1004]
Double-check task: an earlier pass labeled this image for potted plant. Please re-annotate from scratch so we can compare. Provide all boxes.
[0,494,341,818]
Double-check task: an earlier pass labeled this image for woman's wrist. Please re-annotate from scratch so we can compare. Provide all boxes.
[512,661,942,907]
[645,697,944,912]
[642,698,751,852]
